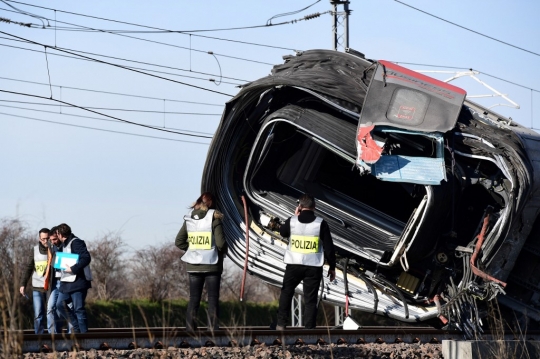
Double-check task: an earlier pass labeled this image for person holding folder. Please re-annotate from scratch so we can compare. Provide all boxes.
[55,223,92,333]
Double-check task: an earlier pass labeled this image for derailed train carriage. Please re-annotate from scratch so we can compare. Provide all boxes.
[202,49,540,335]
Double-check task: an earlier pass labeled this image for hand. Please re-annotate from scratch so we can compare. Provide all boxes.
[328,269,336,282]
[64,266,73,274]
[294,206,301,216]
[19,286,25,296]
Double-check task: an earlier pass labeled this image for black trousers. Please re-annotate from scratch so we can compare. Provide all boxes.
[186,272,221,331]
[277,264,323,329]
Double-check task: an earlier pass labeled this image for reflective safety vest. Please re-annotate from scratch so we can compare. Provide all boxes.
[181,209,218,265]
[31,245,48,289]
[60,237,93,283]
[284,216,324,267]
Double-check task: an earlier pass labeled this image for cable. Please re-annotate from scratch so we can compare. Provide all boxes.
[393,0,540,58]
[2,0,320,33]
[0,111,211,145]
[0,103,215,135]
[1,0,299,51]
[0,36,249,83]
[0,6,275,66]
[392,61,540,93]
[0,30,234,97]
[267,0,321,25]
[0,76,223,106]
[0,88,214,138]
[0,99,221,115]
[0,41,245,86]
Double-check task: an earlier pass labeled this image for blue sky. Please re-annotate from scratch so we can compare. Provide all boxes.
[1,0,539,251]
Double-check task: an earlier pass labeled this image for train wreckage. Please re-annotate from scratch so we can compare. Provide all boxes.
[202,49,540,335]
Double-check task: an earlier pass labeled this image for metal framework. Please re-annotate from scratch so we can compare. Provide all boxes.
[416,70,520,109]
[331,1,350,51]
[291,294,303,327]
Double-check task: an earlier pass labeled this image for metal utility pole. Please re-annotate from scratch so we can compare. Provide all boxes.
[331,1,351,51]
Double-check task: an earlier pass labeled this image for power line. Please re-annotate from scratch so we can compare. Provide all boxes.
[0,41,245,86]
[0,76,223,106]
[392,61,540,93]
[0,99,221,115]
[1,0,299,51]
[0,88,214,138]
[0,103,215,135]
[0,36,248,83]
[267,0,321,25]
[0,6,276,66]
[0,30,235,97]
[393,0,540,58]
[2,0,324,33]
[0,111,211,145]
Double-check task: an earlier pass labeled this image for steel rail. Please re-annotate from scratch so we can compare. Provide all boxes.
[14,326,540,352]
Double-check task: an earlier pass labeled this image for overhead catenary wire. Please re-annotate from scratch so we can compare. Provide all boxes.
[0,30,235,97]
[393,0,540,58]
[266,0,321,25]
[0,88,214,139]
[0,76,223,106]
[0,37,249,83]
[0,6,276,66]
[0,103,215,135]
[1,0,299,51]
[0,111,211,145]
[392,61,540,93]
[2,0,325,33]
[0,99,221,115]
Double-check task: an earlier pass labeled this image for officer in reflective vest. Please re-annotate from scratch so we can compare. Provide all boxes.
[175,192,227,331]
[20,228,52,334]
[276,194,336,330]
[181,209,218,265]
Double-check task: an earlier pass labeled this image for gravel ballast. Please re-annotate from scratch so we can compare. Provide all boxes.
[19,342,444,359]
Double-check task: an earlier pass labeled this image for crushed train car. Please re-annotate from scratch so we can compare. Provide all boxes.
[201,49,540,335]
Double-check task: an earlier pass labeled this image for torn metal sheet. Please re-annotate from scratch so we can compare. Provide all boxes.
[202,49,540,337]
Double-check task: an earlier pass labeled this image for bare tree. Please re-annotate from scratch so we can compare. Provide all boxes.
[129,243,189,302]
[87,232,129,300]
[0,218,33,332]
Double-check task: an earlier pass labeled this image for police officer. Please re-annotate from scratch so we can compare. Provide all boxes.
[20,228,51,334]
[276,193,336,330]
[175,192,227,331]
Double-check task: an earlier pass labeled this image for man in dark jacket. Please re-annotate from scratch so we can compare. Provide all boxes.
[46,226,70,334]
[55,223,92,333]
[276,193,336,330]
[20,228,51,334]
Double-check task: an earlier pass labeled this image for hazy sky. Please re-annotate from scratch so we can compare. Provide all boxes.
[1,0,539,252]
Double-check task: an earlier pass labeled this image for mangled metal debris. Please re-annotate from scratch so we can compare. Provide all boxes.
[202,49,540,336]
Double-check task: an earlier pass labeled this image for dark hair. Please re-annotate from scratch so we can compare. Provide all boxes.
[38,228,50,235]
[191,192,215,210]
[299,193,315,209]
[49,226,57,234]
[56,223,72,237]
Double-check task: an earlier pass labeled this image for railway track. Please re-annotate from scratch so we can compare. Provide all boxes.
[15,326,540,352]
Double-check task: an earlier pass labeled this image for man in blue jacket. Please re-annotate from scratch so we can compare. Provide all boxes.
[55,223,92,333]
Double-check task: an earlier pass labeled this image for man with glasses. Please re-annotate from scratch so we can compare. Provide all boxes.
[20,228,51,334]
